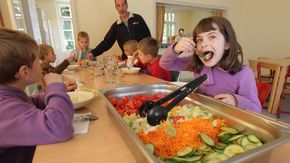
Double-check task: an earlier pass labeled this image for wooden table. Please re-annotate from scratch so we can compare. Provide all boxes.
[33,69,165,163]
[257,58,290,114]
[33,68,290,163]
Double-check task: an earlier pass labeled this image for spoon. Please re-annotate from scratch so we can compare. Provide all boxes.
[146,74,207,126]
[74,114,98,122]
[202,51,213,60]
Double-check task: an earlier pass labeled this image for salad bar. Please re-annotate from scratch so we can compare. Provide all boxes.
[100,83,290,163]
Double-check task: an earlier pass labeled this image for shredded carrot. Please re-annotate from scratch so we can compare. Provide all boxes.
[138,118,229,159]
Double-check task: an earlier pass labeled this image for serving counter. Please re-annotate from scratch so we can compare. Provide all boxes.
[33,68,290,163]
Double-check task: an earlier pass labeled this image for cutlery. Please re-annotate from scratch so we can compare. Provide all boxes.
[74,114,98,122]
[144,74,207,126]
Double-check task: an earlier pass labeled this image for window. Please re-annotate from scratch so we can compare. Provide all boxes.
[56,1,75,52]
[162,12,175,44]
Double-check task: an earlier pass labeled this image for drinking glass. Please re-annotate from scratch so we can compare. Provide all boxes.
[104,56,118,83]
[93,61,104,76]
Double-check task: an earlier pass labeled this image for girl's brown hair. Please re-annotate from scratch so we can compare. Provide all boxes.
[0,28,38,84]
[192,16,243,75]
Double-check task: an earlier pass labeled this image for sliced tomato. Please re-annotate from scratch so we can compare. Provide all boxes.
[173,116,185,124]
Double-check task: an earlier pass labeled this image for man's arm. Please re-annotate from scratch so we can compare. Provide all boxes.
[91,23,117,57]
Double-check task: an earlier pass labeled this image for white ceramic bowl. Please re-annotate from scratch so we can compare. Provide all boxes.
[67,64,80,71]
[67,91,94,109]
[121,67,141,74]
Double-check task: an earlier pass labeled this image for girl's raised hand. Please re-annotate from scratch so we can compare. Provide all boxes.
[214,93,237,106]
[173,37,196,54]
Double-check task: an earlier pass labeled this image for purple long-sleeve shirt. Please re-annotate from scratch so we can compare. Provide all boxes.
[0,83,74,147]
[160,45,261,113]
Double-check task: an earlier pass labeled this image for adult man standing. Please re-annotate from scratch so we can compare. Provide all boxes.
[89,0,151,60]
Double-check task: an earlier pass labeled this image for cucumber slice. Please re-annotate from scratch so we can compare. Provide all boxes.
[169,155,202,162]
[237,136,245,145]
[217,131,229,137]
[224,144,245,158]
[228,134,245,142]
[177,146,193,157]
[220,126,239,134]
[144,143,155,155]
[166,126,176,137]
[247,135,262,144]
[212,119,218,128]
[218,134,232,143]
[216,153,229,161]
[204,152,219,161]
[244,144,258,151]
[240,137,253,147]
[214,143,227,150]
[200,145,211,151]
[200,133,215,146]
[188,149,200,157]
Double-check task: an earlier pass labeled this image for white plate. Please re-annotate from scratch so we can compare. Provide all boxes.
[67,64,80,71]
[68,91,94,109]
[121,67,141,74]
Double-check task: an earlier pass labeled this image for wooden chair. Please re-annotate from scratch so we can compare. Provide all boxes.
[277,59,290,116]
[256,63,272,107]
[248,59,258,79]
[248,59,273,83]
[248,59,282,114]
[257,57,275,80]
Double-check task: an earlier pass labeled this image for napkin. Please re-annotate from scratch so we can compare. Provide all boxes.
[73,112,91,134]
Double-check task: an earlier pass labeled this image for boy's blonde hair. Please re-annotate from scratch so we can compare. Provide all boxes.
[138,37,159,57]
[123,40,137,52]
[38,44,53,60]
[77,31,89,41]
[0,28,38,84]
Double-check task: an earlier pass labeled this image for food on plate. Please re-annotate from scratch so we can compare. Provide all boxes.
[68,91,94,109]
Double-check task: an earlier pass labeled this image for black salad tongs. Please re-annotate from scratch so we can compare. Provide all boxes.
[139,74,207,126]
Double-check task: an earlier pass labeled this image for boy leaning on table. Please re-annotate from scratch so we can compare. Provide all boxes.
[0,28,74,163]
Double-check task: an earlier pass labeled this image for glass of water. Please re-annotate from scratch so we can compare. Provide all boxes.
[104,56,118,83]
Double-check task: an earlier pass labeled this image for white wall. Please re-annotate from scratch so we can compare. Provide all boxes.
[71,0,155,57]
[2,0,290,64]
[240,0,290,61]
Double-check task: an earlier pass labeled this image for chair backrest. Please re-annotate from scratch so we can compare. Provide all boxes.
[248,59,259,78]
[256,81,272,106]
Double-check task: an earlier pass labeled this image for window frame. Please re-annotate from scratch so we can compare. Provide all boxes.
[56,1,75,52]
[162,11,176,44]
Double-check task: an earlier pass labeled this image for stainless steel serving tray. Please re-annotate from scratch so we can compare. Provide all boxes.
[100,83,290,163]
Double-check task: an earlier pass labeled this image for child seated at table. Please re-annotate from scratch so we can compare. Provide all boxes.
[123,40,137,67]
[70,31,94,63]
[39,44,74,74]
[0,28,74,163]
[133,37,172,81]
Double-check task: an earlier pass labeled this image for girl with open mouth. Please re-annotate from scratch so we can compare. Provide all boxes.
[160,16,261,113]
